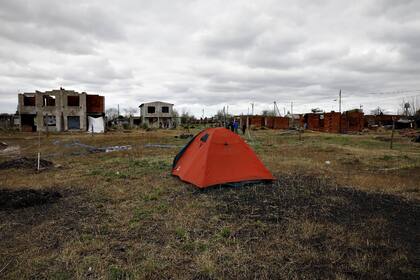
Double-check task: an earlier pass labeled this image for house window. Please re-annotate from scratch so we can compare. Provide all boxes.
[162,106,169,113]
[68,96,80,106]
[147,106,155,113]
[23,96,35,106]
[43,95,56,106]
[44,115,56,126]
[67,116,80,129]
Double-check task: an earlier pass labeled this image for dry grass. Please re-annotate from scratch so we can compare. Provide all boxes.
[0,128,419,279]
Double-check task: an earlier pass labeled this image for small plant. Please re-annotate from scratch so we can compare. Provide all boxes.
[175,227,187,241]
[219,227,231,238]
[131,208,152,223]
[380,155,393,161]
[108,266,132,280]
[142,189,163,201]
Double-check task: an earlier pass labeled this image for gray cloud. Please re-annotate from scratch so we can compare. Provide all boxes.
[0,0,419,116]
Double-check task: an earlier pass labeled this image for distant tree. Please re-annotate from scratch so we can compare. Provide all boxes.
[172,109,179,118]
[214,109,232,122]
[180,109,196,124]
[261,110,276,116]
[398,97,418,116]
[105,107,118,120]
[370,106,386,115]
[124,107,138,117]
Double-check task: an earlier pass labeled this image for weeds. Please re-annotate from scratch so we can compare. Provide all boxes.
[1,129,419,279]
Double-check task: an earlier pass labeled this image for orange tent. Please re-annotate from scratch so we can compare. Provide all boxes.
[172,127,275,188]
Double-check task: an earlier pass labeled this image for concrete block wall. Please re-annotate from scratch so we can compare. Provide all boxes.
[18,90,98,132]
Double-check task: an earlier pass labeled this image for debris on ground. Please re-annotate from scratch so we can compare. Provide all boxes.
[175,134,193,139]
[374,136,391,142]
[413,135,420,143]
[54,140,132,153]
[0,157,53,170]
[277,130,300,135]
[103,145,132,153]
[0,145,20,155]
[0,189,61,210]
[399,130,417,137]
[144,144,180,148]
[0,141,7,150]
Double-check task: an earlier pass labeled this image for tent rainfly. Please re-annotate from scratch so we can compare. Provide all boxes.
[172,127,274,188]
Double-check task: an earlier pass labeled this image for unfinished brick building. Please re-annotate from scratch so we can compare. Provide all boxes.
[341,110,364,133]
[302,111,364,133]
[265,116,289,129]
[303,113,322,130]
[364,114,401,128]
[323,112,341,133]
[239,116,265,128]
[18,88,104,132]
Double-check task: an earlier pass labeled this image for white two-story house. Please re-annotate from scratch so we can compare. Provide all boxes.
[139,101,175,128]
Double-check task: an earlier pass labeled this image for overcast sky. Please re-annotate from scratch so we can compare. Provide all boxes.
[1,0,419,116]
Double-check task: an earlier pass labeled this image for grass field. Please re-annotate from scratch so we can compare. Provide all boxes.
[0,128,419,279]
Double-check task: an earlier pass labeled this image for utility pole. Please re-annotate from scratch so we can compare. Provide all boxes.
[251,103,254,115]
[339,89,342,114]
[37,125,41,172]
[339,89,342,133]
[291,101,294,128]
[273,101,281,116]
[223,106,226,126]
[117,104,120,117]
[390,117,395,149]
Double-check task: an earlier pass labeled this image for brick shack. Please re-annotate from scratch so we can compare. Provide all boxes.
[341,110,364,132]
[323,112,341,133]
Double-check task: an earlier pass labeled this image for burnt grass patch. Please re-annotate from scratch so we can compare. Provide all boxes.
[205,173,420,279]
[0,187,105,278]
[0,189,61,210]
[0,157,53,170]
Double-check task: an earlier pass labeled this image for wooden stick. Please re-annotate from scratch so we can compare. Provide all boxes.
[390,117,395,149]
[0,259,13,274]
[37,124,41,171]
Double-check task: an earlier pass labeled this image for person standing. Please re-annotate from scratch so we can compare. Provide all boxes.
[234,119,239,134]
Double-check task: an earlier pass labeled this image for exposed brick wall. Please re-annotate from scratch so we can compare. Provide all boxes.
[305,114,321,130]
[323,112,341,133]
[86,95,105,113]
[265,116,274,128]
[341,111,364,132]
[273,117,289,129]
[249,116,264,127]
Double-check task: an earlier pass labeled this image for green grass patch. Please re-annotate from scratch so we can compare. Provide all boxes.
[108,266,132,280]
[219,227,232,238]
